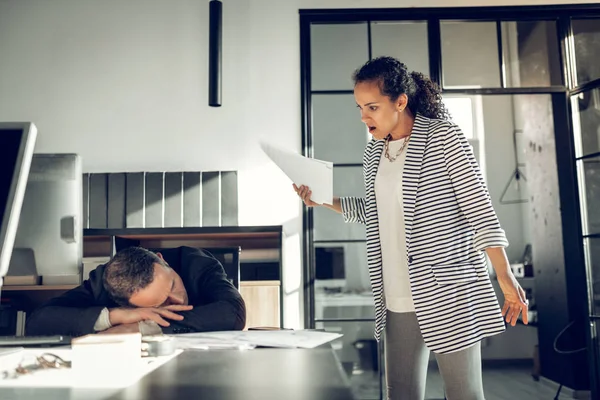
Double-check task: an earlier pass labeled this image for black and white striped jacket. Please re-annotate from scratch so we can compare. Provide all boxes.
[340,113,507,354]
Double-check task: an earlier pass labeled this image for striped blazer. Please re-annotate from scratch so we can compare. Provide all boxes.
[340,113,508,354]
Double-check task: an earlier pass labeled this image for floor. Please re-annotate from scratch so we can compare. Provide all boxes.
[350,365,579,400]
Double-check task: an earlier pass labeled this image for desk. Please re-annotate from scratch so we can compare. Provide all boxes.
[2,226,285,330]
[0,347,355,400]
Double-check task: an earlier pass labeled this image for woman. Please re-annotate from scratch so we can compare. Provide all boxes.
[294,56,528,400]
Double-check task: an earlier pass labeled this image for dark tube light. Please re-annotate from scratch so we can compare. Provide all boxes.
[208,0,222,107]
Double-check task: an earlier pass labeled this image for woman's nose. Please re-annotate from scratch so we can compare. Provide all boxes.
[360,111,369,123]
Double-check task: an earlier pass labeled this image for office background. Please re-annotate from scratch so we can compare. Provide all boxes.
[2,0,597,331]
[1,1,599,399]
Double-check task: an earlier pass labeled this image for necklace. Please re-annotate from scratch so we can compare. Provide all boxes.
[384,134,411,162]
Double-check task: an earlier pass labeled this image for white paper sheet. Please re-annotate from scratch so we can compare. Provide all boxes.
[260,141,333,205]
[174,330,342,350]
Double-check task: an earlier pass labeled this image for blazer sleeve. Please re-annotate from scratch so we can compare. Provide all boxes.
[340,197,367,224]
[442,123,509,251]
[163,257,246,333]
[25,268,108,337]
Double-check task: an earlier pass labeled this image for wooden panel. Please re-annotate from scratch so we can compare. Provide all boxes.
[240,281,280,287]
[240,283,280,329]
[1,285,77,291]
[83,236,113,258]
[132,238,280,252]
[107,173,126,229]
[126,172,145,228]
[88,173,108,228]
[145,172,164,228]
[221,171,238,226]
[164,172,183,227]
[183,172,202,227]
[202,172,220,226]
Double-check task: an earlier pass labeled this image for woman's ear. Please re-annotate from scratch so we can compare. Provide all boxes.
[396,93,408,112]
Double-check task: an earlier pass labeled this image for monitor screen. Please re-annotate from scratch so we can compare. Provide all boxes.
[315,246,345,280]
[0,123,37,288]
[0,130,22,222]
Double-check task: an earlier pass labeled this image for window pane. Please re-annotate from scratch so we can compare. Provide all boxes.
[443,96,475,139]
[312,94,368,164]
[315,241,371,296]
[571,87,600,158]
[314,166,365,241]
[480,95,553,264]
[593,321,600,380]
[315,320,379,400]
[572,19,600,86]
[311,23,369,91]
[370,21,429,76]
[441,21,501,88]
[584,237,600,315]
[578,156,600,236]
[502,21,562,87]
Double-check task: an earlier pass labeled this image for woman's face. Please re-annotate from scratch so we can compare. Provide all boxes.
[354,81,407,140]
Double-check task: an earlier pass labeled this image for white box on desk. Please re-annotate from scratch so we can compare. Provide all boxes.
[71,332,142,385]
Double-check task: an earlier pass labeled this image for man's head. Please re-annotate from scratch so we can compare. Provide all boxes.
[103,247,188,308]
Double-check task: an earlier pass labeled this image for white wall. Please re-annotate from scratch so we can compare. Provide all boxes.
[0,0,594,328]
[481,96,526,263]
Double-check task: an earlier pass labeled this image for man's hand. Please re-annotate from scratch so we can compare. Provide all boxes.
[98,323,140,334]
[109,305,193,327]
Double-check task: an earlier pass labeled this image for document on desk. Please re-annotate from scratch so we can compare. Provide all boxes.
[174,330,343,350]
[260,141,333,205]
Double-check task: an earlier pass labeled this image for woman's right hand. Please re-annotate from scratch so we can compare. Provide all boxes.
[293,184,319,207]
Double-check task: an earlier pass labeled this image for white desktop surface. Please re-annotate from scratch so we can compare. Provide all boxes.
[0,347,182,400]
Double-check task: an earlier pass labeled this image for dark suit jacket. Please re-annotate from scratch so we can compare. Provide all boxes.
[26,246,246,337]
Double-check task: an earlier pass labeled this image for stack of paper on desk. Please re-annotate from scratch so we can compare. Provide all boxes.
[260,141,333,205]
[174,330,343,350]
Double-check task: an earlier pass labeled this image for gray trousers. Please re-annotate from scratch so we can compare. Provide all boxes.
[384,310,485,400]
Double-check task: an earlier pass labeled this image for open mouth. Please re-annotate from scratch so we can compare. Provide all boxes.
[368,126,376,133]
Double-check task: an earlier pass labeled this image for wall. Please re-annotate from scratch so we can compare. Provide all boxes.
[0,0,596,330]
[0,0,305,328]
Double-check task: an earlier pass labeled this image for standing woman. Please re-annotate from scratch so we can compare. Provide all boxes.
[294,56,528,400]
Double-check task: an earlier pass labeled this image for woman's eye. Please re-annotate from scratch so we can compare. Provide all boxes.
[369,106,378,111]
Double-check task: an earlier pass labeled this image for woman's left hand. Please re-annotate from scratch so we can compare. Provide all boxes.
[497,272,529,326]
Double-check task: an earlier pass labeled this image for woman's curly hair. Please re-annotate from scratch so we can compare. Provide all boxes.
[352,56,449,121]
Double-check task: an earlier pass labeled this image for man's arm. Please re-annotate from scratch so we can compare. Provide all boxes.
[163,257,246,333]
[25,268,109,337]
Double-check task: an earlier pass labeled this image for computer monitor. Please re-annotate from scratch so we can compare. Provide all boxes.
[11,154,83,284]
[0,123,37,295]
[314,243,370,293]
[315,246,345,281]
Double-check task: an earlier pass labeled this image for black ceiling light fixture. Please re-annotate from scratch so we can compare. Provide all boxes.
[208,0,222,107]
